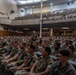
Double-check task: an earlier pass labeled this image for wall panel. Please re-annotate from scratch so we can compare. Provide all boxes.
[0,30,22,36]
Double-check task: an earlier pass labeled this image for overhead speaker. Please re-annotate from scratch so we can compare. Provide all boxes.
[21,10,24,12]
[67,2,70,5]
[10,10,14,13]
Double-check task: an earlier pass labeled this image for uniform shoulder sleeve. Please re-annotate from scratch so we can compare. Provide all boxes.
[66,70,75,75]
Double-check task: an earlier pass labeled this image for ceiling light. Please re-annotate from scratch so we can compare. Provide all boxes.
[62,27,69,29]
[23,28,29,30]
[42,28,49,30]
[74,1,76,4]
[50,3,53,6]
[25,7,27,8]
[17,1,27,4]
[32,6,35,8]
[17,0,47,4]
[34,0,41,2]
[27,1,33,3]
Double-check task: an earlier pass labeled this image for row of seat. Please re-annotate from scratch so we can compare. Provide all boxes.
[15,7,76,20]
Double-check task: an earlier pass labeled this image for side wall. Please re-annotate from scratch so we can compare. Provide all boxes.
[0,0,18,19]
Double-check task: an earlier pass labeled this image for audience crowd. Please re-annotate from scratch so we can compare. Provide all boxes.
[0,34,76,75]
[15,7,76,20]
[0,12,9,19]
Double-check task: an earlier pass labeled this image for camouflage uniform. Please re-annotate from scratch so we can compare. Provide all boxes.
[24,53,38,67]
[69,53,76,61]
[34,56,53,73]
[7,50,27,67]
[31,34,37,41]
[9,47,22,58]
[50,61,75,75]
[14,56,53,75]
[4,51,27,75]
[13,53,38,75]
[1,47,22,75]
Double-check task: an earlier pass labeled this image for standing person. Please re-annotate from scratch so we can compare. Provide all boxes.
[50,50,75,75]
[31,31,37,41]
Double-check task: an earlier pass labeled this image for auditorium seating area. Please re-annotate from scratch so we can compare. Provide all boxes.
[0,35,76,75]
[0,12,8,19]
[15,7,76,20]
[0,0,76,75]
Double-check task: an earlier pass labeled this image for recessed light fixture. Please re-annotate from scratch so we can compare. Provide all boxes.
[42,28,49,30]
[18,1,27,4]
[62,27,69,29]
[50,3,53,6]
[25,7,27,8]
[17,0,47,4]
[32,6,35,7]
[23,28,29,30]
[74,1,76,4]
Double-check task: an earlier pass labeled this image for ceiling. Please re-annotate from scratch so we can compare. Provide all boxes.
[14,0,76,7]
[14,0,47,5]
